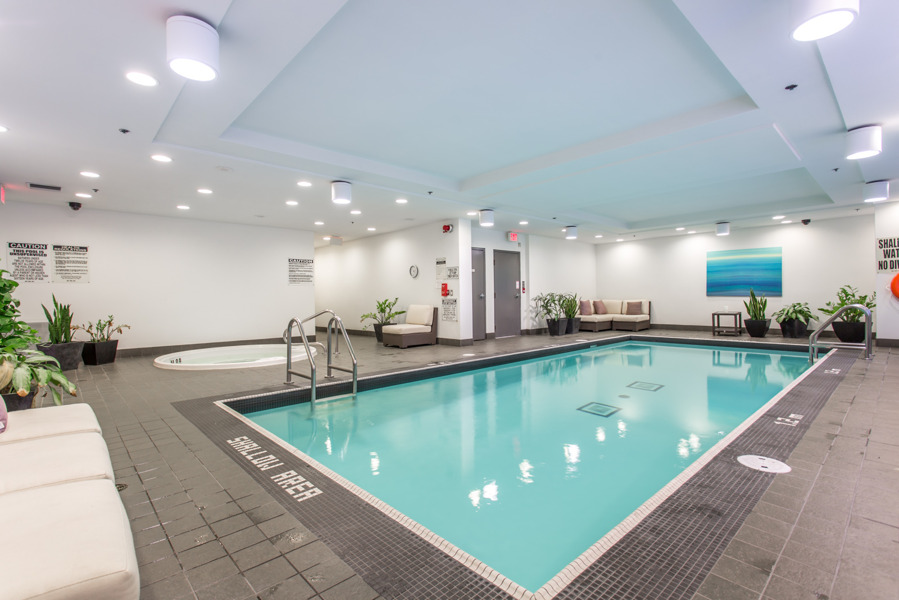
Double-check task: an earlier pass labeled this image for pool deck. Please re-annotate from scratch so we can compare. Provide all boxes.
[58,328,898,600]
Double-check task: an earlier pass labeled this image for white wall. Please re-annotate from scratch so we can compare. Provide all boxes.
[526,235,597,328]
[594,216,875,328]
[314,219,470,340]
[875,202,899,342]
[2,203,315,349]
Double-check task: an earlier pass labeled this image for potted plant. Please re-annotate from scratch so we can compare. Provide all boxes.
[743,288,769,338]
[361,298,405,343]
[535,292,566,336]
[561,293,581,334]
[818,285,876,343]
[36,294,84,370]
[772,302,815,338]
[1,269,78,411]
[75,315,130,365]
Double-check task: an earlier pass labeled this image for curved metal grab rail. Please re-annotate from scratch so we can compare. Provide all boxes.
[808,303,873,363]
[284,309,358,407]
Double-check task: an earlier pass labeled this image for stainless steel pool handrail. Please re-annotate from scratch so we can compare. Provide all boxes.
[808,303,873,363]
[284,310,358,407]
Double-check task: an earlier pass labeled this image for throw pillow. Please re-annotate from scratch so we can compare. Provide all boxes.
[0,399,7,434]
[626,301,643,315]
[579,300,594,316]
[593,300,607,315]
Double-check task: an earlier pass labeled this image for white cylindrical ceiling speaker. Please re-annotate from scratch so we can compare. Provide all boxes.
[863,180,890,203]
[846,125,882,160]
[167,16,219,82]
[716,222,730,236]
[331,181,352,204]
[479,209,494,227]
[791,0,858,41]
[565,226,578,240]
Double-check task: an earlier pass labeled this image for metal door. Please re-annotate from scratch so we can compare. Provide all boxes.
[471,248,486,341]
[493,250,521,338]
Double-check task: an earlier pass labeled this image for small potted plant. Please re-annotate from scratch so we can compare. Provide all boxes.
[361,298,405,343]
[535,292,566,336]
[818,285,875,343]
[743,288,769,338]
[75,315,131,365]
[37,294,84,370]
[561,293,581,334]
[1,269,78,411]
[772,302,815,338]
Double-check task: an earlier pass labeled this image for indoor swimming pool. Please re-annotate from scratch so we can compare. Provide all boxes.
[241,341,811,593]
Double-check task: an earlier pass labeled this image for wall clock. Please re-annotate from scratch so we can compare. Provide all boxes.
[409,265,419,278]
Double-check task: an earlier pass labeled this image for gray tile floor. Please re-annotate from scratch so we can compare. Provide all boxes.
[56,328,898,600]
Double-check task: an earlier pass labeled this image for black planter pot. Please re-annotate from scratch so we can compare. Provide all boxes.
[2,390,36,412]
[372,323,394,343]
[832,321,866,344]
[778,319,809,338]
[744,319,770,338]
[82,340,119,365]
[546,318,568,336]
[36,342,84,371]
[565,317,581,334]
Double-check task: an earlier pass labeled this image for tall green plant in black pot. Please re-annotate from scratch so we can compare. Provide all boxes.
[818,285,875,343]
[534,292,566,336]
[37,294,84,370]
[772,302,815,338]
[561,293,581,334]
[75,315,130,365]
[743,288,769,338]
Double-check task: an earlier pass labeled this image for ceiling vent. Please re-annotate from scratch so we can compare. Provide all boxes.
[28,183,62,191]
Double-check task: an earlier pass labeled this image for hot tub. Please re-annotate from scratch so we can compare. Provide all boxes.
[154,344,316,371]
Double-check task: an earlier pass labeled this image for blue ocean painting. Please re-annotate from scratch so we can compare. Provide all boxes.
[707,247,782,297]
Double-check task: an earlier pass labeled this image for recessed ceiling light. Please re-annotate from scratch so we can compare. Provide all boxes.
[176,205,190,210]
[197,188,212,194]
[322,236,331,241]
[519,221,529,225]
[125,71,158,87]
[594,234,603,238]
[350,209,361,215]
[781,220,793,224]
[151,154,172,163]
[0,125,8,133]
[791,0,858,42]
[466,211,477,216]
[772,215,785,220]
[675,227,685,231]
[314,221,324,226]
[75,193,92,199]
[395,198,408,204]
[688,230,696,234]
[80,171,100,178]
[616,238,624,242]
[297,180,312,187]
[367,227,376,231]
[285,200,298,206]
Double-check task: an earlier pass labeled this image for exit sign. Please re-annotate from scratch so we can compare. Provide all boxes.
[506,231,518,242]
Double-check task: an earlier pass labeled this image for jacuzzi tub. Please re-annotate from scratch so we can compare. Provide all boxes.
[154,344,316,371]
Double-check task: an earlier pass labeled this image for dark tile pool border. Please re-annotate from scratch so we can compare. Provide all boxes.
[174,338,853,599]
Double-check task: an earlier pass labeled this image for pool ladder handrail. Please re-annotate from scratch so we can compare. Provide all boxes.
[284,310,358,407]
[808,303,873,363]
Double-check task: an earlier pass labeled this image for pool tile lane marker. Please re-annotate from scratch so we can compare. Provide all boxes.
[175,342,850,600]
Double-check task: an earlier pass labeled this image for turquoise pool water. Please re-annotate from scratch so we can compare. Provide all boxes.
[247,341,808,592]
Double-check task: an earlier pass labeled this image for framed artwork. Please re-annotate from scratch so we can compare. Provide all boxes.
[707,247,782,297]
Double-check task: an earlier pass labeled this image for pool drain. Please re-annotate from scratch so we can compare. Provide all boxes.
[737,455,791,473]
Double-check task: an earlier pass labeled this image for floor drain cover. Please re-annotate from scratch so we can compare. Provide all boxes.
[737,455,791,473]
[115,483,128,492]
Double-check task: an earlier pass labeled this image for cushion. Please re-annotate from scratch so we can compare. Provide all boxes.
[601,299,623,314]
[405,304,434,326]
[626,301,643,315]
[593,300,607,315]
[0,479,140,600]
[0,432,114,495]
[0,404,101,445]
[578,300,594,316]
[623,299,649,315]
[613,314,650,322]
[381,323,431,335]
[580,314,615,323]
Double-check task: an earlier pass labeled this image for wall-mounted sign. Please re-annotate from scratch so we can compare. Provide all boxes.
[52,245,89,283]
[876,237,899,273]
[436,257,447,281]
[441,297,458,322]
[507,231,518,242]
[288,258,314,285]
[7,242,49,282]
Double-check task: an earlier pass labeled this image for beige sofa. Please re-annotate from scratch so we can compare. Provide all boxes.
[382,304,439,348]
[0,404,140,600]
[578,299,651,332]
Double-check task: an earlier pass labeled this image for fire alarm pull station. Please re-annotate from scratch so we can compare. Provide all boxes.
[441,283,449,297]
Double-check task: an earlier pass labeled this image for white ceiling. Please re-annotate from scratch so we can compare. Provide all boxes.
[1,0,896,246]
